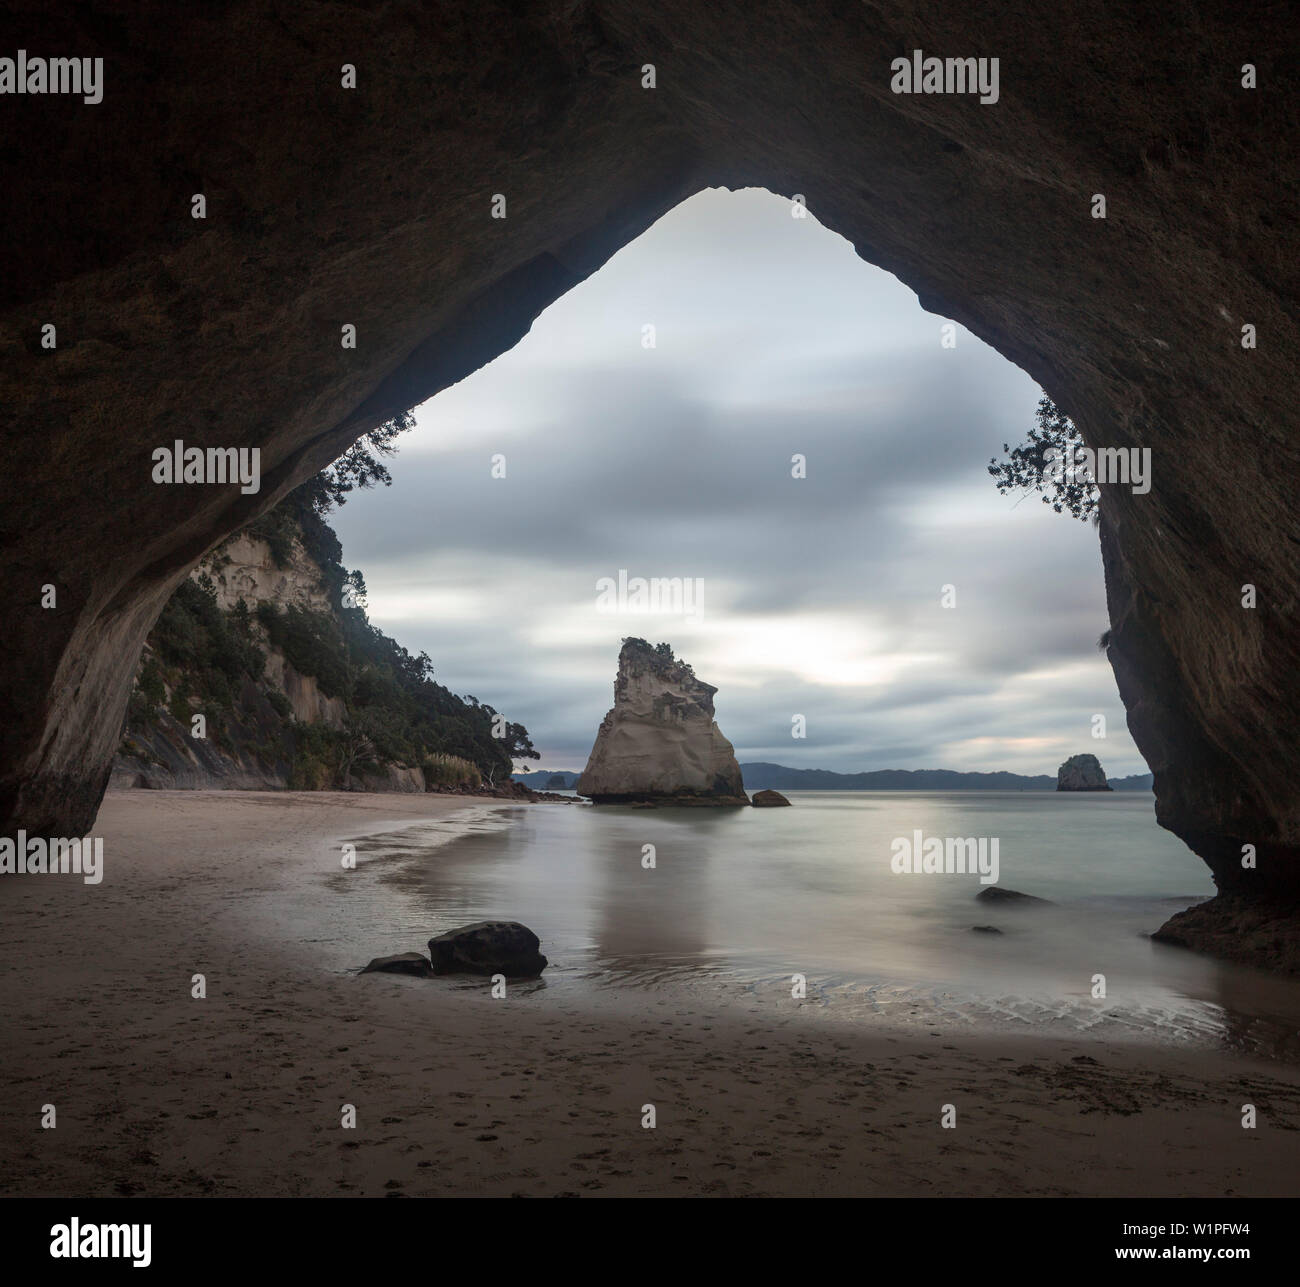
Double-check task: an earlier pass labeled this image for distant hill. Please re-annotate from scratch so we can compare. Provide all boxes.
[513,770,582,789]
[738,763,1054,790]
[515,764,1156,793]
[738,763,1155,792]
[1108,773,1154,790]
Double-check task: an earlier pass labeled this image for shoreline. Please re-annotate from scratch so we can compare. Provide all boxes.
[0,789,1297,1197]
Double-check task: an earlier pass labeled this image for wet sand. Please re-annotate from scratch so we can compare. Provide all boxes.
[1,789,1297,1198]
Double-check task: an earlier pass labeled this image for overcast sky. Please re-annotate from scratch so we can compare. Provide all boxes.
[330,188,1146,779]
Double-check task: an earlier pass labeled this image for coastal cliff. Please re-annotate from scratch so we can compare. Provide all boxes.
[113,496,534,795]
[577,639,748,805]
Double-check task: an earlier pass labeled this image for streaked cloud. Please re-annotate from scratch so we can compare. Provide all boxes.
[332,188,1144,779]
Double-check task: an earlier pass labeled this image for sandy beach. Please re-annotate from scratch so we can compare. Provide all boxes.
[1,789,1297,1199]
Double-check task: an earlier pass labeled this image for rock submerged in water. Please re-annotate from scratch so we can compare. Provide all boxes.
[361,952,433,977]
[427,921,548,977]
[751,789,792,807]
[577,638,750,806]
[1056,753,1113,791]
[975,887,1054,906]
[1152,895,1300,975]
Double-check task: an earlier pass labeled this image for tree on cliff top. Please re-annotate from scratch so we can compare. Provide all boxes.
[988,396,1099,521]
[621,637,696,679]
[246,411,416,578]
[293,410,416,517]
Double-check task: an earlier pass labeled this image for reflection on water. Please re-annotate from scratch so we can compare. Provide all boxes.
[332,792,1300,1061]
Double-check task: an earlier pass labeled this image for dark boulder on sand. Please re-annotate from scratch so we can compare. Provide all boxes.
[361,952,433,977]
[976,887,1055,906]
[751,789,792,807]
[427,921,548,977]
[971,924,1003,934]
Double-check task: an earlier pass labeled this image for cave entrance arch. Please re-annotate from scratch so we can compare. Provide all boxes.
[328,186,1136,805]
[3,6,1296,961]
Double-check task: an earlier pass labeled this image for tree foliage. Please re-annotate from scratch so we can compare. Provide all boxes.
[988,396,1098,521]
[295,411,416,516]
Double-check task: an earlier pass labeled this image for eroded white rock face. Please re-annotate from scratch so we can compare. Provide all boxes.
[201,531,347,728]
[262,650,347,729]
[201,531,332,614]
[577,640,748,804]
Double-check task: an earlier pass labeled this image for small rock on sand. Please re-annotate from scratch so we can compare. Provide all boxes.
[361,952,433,977]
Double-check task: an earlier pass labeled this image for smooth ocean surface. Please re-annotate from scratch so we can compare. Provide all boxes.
[341,791,1300,1059]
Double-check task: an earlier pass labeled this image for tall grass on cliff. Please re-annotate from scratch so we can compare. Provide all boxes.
[421,753,483,790]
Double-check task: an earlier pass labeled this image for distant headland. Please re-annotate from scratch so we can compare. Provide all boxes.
[515,763,1154,792]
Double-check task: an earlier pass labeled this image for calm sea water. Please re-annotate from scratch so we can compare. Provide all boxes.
[340,792,1300,1059]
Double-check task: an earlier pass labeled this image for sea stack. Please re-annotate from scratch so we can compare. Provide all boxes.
[577,638,749,805]
[1056,753,1112,791]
